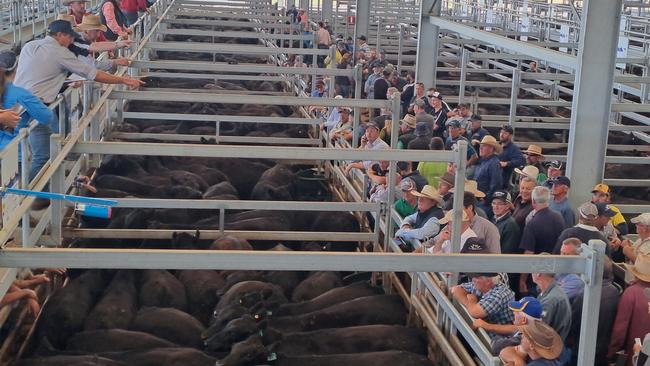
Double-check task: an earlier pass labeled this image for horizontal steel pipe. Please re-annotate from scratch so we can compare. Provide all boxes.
[0,248,587,273]
[160,28,312,41]
[122,112,318,125]
[65,229,375,242]
[145,42,331,56]
[110,90,392,108]
[130,60,354,76]
[110,132,321,146]
[71,141,458,162]
[140,72,294,82]
[96,198,381,211]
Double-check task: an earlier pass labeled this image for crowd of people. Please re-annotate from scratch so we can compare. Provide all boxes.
[277,8,650,365]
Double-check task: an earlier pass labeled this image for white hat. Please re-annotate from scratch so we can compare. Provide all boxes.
[631,213,650,226]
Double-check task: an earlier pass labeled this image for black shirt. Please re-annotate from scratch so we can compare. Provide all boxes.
[512,195,533,233]
[519,207,566,254]
[552,225,609,254]
[373,78,389,100]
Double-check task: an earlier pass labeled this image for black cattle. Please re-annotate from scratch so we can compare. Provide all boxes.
[84,270,137,331]
[36,270,110,349]
[265,295,406,332]
[275,281,382,316]
[291,271,342,302]
[66,329,178,353]
[138,270,188,311]
[99,347,216,366]
[265,325,426,356]
[130,307,205,348]
[13,355,126,366]
[204,314,259,353]
[176,270,225,325]
[214,281,287,315]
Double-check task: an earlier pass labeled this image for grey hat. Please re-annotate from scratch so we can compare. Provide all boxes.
[0,50,18,71]
[414,99,426,108]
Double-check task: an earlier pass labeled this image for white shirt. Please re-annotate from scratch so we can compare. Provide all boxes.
[428,227,478,254]
[362,137,390,170]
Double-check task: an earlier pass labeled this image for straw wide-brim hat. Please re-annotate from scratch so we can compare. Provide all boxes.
[625,253,650,282]
[520,320,564,360]
[439,172,455,188]
[514,165,539,180]
[524,144,544,156]
[411,185,444,205]
[75,14,107,32]
[56,13,77,25]
[450,180,486,199]
[399,114,417,129]
[438,209,469,225]
[472,135,503,154]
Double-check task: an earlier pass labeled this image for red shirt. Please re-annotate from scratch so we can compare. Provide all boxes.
[68,9,89,25]
[119,0,147,13]
[608,281,650,365]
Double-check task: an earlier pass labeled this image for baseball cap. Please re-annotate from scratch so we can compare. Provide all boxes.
[0,50,18,71]
[492,190,512,204]
[631,213,650,226]
[400,178,416,192]
[547,160,564,170]
[591,183,610,195]
[578,202,598,219]
[429,91,442,100]
[357,35,367,41]
[460,238,489,254]
[364,122,380,131]
[48,19,77,36]
[594,202,616,218]
[447,119,462,129]
[551,176,571,188]
[509,297,543,319]
[470,114,482,122]
[501,124,514,134]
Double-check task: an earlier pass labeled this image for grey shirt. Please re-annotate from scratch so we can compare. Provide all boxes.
[537,281,572,341]
[14,36,98,104]
[470,215,502,254]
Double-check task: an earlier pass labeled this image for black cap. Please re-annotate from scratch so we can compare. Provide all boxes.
[551,176,571,188]
[0,50,18,71]
[447,119,462,129]
[357,35,367,41]
[595,202,616,218]
[364,122,380,131]
[492,190,512,204]
[501,124,514,134]
[461,238,489,254]
[470,114,482,122]
[48,19,77,36]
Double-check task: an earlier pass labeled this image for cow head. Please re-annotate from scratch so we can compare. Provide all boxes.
[204,314,260,352]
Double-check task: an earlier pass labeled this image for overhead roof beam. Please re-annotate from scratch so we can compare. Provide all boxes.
[428,16,577,70]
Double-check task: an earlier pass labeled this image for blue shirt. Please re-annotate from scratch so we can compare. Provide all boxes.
[472,155,503,201]
[460,280,515,335]
[498,141,525,186]
[549,197,576,227]
[1,82,54,152]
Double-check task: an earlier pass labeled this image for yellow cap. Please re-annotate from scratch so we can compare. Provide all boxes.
[591,183,610,195]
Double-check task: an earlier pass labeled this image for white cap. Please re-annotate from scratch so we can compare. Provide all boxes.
[631,213,650,226]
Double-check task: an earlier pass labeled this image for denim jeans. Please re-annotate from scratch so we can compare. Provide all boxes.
[28,111,59,182]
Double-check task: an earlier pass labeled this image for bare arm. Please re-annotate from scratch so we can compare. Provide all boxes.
[473,319,517,335]
[94,71,144,89]
[499,345,526,366]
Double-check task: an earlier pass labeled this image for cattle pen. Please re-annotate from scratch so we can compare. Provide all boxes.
[0,0,648,365]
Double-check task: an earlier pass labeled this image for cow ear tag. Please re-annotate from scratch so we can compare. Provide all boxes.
[267,352,278,361]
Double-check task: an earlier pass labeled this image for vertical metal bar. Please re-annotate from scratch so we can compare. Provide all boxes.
[57,96,66,138]
[508,68,520,126]
[397,23,403,73]
[375,17,381,53]
[20,131,31,247]
[352,64,362,148]
[219,208,225,235]
[383,92,401,249]
[448,141,468,286]
[459,49,469,105]
[329,45,336,93]
[576,240,605,366]
[49,134,63,246]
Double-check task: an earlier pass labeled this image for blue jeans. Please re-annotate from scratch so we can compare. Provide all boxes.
[28,112,59,182]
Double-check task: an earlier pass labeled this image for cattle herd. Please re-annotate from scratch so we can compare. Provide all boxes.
[9,10,650,366]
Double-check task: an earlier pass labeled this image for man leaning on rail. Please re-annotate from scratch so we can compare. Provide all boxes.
[13,20,143,208]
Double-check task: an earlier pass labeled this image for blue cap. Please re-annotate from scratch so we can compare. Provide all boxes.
[594,202,616,218]
[509,297,543,319]
[48,20,77,36]
[551,176,571,188]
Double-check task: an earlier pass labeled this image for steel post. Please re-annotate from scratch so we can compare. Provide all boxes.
[508,69,520,126]
[352,64,363,148]
[48,134,63,246]
[354,0,370,43]
[576,240,606,366]
[321,0,332,21]
[417,0,440,88]
[566,0,622,207]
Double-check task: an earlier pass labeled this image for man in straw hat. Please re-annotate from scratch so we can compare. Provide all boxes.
[498,124,526,189]
[524,144,547,184]
[609,253,650,365]
[471,135,504,216]
[394,185,444,241]
[418,209,482,254]
[514,165,539,184]
[73,15,131,71]
[500,319,564,365]
[619,213,650,263]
